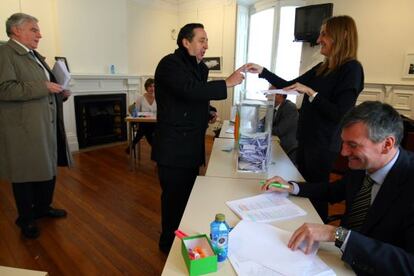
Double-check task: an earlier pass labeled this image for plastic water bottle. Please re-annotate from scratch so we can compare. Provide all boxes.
[132,106,138,117]
[210,213,230,262]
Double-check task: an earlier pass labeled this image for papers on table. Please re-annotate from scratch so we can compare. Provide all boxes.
[228,220,335,276]
[226,192,306,223]
[225,125,235,134]
[52,60,71,89]
[261,89,300,96]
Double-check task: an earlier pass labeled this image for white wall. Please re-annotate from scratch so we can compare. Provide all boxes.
[302,0,414,85]
[0,0,57,67]
[55,0,129,74]
[127,0,178,76]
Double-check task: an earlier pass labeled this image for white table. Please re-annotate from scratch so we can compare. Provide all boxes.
[206,138,303,181]
[0,266,47,276]
[124,116,156,170]
[218,120,234,139]
[161,176,353,275]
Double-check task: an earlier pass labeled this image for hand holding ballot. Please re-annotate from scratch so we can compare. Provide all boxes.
[245,63,263,74]
[246,62,317,97]
[283,81,318,97]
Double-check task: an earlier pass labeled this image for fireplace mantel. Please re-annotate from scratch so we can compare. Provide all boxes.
[64,74,139,152]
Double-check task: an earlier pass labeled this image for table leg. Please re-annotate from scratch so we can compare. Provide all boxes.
[128,121,134,171]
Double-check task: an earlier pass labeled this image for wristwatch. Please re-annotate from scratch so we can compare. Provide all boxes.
[334,226,349,248]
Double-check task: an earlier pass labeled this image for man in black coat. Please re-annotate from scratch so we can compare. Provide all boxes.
[152,23,244,253]
[262,101,414,275]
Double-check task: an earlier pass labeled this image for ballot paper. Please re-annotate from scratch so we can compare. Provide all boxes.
[228,220,335,276]
[238,132,270,172]
[226,192,306,223]
[261,89,300,96]
[52,60,71,89]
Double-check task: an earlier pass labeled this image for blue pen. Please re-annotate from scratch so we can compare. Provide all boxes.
[259,180,290,189]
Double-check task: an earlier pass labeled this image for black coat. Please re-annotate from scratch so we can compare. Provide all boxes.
[260,60,364,153]
[152,48,227,168]
[297,148,414,275]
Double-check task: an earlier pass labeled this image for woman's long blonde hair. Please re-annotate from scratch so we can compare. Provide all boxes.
[317,15,358,75]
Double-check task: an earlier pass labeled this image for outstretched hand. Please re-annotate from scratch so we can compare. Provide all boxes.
[225,65,245,87]
[245,63,264,74]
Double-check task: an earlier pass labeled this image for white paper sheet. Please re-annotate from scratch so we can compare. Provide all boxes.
[228,220,335,276]
[226,192,306,223]
[225,125,235,134]
[261,89,300,96]
[52,60,71,89]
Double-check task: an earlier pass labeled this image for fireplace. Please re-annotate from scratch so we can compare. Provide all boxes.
[74,94,127,148]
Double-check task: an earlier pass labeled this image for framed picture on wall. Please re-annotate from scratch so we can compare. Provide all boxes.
[402,52,414,79]
[55,56,70,72]
[203,57,222,72]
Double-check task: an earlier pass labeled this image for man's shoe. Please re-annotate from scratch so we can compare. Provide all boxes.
[45,207,67,218]
[35,207,67,219]
[15,220,40,239]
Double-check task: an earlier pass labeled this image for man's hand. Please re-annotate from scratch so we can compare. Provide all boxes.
[62,90,72,98]
[283,82,316,97]
[245,63,264,74]
[288,223,336,254]
[45,81,63,94]
[261,176,293,193]
[209,111,218,124]
[225,65,245,87]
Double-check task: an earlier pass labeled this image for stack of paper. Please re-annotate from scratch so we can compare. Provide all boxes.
[228,220,335,276]
[52,60,71,89]
[226,192,306,223]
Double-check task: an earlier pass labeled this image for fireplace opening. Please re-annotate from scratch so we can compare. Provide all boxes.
[74,94,127,149]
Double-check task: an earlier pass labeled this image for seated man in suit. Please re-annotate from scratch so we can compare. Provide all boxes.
[270,88,298,163]
[262,101,414,275]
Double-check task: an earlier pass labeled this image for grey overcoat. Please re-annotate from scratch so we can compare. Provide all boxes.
[0,39,72,183]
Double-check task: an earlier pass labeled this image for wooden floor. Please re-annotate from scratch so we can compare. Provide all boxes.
[0,136,343,275]
[0,137,209,275]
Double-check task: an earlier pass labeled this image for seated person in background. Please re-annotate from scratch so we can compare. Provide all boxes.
[261,101,414,275]
[127,78,156,152]
[270,87,298,163]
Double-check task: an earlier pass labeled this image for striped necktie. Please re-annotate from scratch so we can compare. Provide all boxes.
[347,175,375,231]
[28,50,37,60]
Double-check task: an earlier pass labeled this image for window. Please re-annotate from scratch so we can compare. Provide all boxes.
[235,2,302,103]
[245,8,274,100]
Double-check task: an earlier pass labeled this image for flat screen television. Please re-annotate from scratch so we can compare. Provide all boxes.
[294,3,333,46]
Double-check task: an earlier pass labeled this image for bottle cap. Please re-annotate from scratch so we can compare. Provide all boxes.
[215,213,225,222]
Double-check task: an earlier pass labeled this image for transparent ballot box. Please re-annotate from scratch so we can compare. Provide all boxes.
[236,97,274,173]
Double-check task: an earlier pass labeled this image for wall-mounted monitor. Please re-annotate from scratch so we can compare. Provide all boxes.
[294,3,333,46]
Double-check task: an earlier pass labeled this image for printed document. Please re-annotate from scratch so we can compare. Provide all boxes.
[226,192,306,223]
[228,220,335,276]
[52,60,71,89]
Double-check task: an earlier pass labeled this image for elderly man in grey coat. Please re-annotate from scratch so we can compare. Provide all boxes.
[0,13,72,238]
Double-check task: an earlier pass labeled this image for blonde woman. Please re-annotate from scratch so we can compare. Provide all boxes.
[247,16,364,221]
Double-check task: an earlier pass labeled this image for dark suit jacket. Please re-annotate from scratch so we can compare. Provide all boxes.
[297,148,414,275]
[272,99,298,154]
[152,47,227,168]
